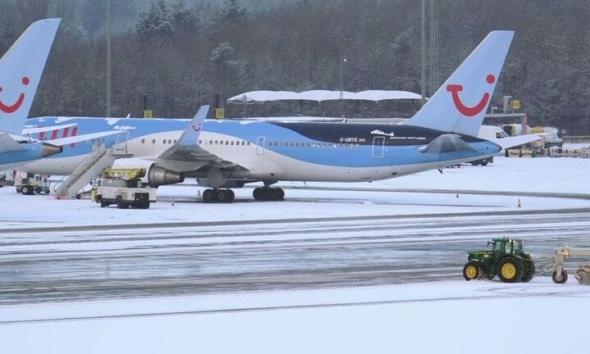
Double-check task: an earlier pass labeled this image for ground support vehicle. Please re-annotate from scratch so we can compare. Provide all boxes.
[94,168,155,209]
[551,248,590,285]
[14,171,51,195]
[470,156,494,166]
[463,237,535,283]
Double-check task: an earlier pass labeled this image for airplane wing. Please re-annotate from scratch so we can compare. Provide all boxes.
[158,105,209,159]
[153,105,234,171]
[418,134,477,154]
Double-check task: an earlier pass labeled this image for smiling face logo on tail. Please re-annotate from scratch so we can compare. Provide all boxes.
[0,76,29,114]
[446,74,495,117]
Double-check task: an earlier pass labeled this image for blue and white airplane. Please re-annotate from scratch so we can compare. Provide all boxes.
[0,19,119,171]
[22,30,539,202]
[0,19,64,170]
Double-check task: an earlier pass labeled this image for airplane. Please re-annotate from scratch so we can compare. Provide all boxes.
[0,19,125,172]
[0,18,63,170]
[21,30,540,202]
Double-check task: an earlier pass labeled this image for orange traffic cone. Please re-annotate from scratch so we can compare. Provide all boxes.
[517,199,521,208]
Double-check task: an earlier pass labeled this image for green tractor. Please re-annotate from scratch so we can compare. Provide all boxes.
[463,237,535,283]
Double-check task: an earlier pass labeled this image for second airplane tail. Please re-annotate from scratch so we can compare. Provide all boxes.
[403,31,514,137]
[0,18,61,135]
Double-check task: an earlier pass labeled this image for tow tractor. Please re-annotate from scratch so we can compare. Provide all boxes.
[93,168,155,209]
[463,237,535,283]
[551,247,590,285]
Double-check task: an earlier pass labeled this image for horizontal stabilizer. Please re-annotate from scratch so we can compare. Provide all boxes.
[489,134,542,150]
[0,132,26,151]
[418,134,477,154]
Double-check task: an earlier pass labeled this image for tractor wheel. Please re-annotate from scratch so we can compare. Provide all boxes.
[521,260,535,283]
[463,261,482,281]
[552,270,568,284]
[497,257,523,283]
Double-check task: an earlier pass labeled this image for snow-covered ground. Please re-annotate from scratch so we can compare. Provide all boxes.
[2,154,590,354]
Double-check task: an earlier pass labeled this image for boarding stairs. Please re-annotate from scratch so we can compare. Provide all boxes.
[55,141,131,199]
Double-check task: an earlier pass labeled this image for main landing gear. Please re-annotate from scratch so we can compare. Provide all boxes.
[200,186,285,202]
[253,186,285,201]
[202,188,235,202]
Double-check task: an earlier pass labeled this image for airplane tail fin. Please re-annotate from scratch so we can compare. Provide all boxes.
[403,31,514,137]
[0,18,61,134]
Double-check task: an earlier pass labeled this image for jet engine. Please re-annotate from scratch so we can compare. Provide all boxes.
[111,158,184,187]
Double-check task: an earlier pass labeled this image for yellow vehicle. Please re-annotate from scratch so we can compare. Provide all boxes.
[94,168,156,209]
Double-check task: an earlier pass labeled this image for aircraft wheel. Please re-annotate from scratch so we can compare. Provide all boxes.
[202,189,215,202]
[268,188,278,200]
[216,189,228,202]
[552,270,568,284]
[253,188,268,201]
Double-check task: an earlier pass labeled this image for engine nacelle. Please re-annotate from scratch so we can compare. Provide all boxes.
[111,158,184,187]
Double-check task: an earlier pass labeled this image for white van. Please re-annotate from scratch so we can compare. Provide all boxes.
[478,125,510,140]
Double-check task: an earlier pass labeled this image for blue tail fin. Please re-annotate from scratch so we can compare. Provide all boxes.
[403,31,514,136]
[0,18,61,135]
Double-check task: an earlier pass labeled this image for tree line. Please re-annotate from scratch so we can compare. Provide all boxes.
[1,0,588,135]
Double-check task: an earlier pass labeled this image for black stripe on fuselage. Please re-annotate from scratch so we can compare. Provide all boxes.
[270,122,485,146]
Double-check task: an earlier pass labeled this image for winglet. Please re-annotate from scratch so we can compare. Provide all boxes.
[155,105,210,161]
[403,31,514,137]
[177,105,209,146]
[0,18,61,135]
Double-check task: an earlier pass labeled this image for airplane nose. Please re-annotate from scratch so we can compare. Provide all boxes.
[41,142,63,157]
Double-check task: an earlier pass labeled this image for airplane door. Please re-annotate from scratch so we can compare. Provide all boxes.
[372,136,385,158]
[256,136,265,155]
[112,130,129,155]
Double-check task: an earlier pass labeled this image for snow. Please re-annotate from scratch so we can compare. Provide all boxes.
[1,154,590,354]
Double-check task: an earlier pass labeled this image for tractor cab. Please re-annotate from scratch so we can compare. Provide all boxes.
[489,237,524,257]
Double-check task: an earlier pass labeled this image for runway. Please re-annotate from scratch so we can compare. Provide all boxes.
[2,194,589,305]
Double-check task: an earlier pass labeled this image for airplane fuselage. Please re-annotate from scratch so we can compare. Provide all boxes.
[22,116,500,183]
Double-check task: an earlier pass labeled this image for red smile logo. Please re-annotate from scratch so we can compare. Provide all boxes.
[0,76,29,114]
[446,74,495,117]
[192,123,202,131]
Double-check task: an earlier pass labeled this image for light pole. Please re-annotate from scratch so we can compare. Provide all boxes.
[339,55,346,117]
[421,0,426,106]
[106,0,111,118]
